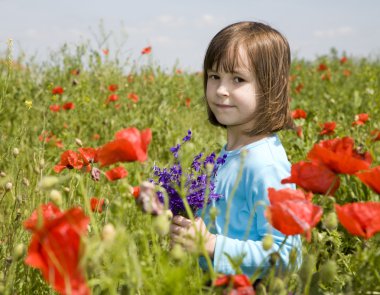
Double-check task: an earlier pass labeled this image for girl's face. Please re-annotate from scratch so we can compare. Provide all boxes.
[206,48,260,131]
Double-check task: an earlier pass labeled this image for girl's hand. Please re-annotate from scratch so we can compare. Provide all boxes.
[170,215,216,259]
[136,181,164,216]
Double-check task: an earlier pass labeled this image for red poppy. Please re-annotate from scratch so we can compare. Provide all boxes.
[102,49,109,55]
[105,166,128,181]
[308,137,372,175]
[321,72,331,81]
[340,56,348,64]
[291,109,307,119]
[266,193,323,242]
[90,197,105,213]
[132,186,140,198]
[62,102,75,110]
[214,274,254,295]
[96,127,152,166]
[175,69,183,74]
[71,69,80,76]
[268,187,313,202]
[295,126,303,138]
[342,69,351,77]
[39,131,54,143]
[282,161,340,196]
[24,203,90,295]
[78,147,98,166]
[127,74,134,84]
[108,84,118,92]
[106,94,119,103]
[127,92,139,103]
[49,104,60,112]
[356,166,380,194]
[52,86,64,95]
[335,202,380,239]
[371,129,380,141]
[294,83,304,94]
[319,122,336,135]
[352,113,369,126]
[141,46,152,55]
[185,98,191,108]
[55,140,64,149]
[317,63,328,71]
[54,150,84,173]
[92,133,100,141]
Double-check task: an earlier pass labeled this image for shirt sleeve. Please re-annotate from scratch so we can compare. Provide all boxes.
[211,164,302,276]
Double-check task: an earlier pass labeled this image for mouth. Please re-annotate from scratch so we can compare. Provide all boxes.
[214,103,234,109]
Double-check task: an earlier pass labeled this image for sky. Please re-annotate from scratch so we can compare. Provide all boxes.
[1,0,380,71]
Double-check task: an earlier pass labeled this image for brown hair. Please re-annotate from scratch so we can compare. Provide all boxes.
[203,21,294,135]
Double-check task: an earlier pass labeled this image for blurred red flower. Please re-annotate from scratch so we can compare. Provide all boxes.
[342,69,351,77]
[295,126,303,138]
[214,274,254,295]
[54,150,84,173]
[90,197,105,213]
[294,83,304,94]
[24,203,90,295]
[355,166,380,194]
[105,166,128,181]
[97,127,152,166]
[62,102,75,110]
[266,190,323,241]
[127,92,139,103]
[132,186,140,198]
[335,202,380,239]
[141,46,152,55]
[340,56,348,64]
[321,72,331,81]
[78,147,98,166]
[102,49,109,55]
[52,86,64,95]
[71,69,80,76]
[291,109,307,119]
[281,161,340,196]
[268,187,313,202]
[371,129,380,141]
[319,122,336,135]
[307,137,372,174]
[106,94,119,104]
[49,104,60,112]
[185,98,191,108]
[92,133,100,141]
[108,84,118,92]
[352,113,369,126]
[318,63,328,71]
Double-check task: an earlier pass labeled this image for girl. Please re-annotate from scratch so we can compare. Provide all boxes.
[139,21,301,277]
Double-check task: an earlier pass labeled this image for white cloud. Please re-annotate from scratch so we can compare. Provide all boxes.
[314,26,355,38]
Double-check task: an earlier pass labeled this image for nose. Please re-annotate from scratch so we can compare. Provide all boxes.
[216,81,229,97]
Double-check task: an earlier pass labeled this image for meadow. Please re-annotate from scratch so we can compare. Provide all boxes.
[0,38,380,295]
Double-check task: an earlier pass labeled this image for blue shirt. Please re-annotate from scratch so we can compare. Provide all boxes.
[200,134,302,276]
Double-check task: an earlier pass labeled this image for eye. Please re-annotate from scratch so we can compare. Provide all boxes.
[233,76,245,83]
[208,74,219,80]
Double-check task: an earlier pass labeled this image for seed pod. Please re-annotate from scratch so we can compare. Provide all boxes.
[22,177,30,187]
[319,260,337,285]
[262,234,273,251]
[152,214,170,236]
[13,243,25,259]
[323,212,338,231]
[49,189,62,206]
[170,243,185,261]
[12,147,19,157]
[271,277,286,295]
[0,171,6,177]
[39,176,59,189]
[299,254,316,285]
[255,283,267,295]
[5,182,12,191]
[102,223,116,242]
[75,138,83,147]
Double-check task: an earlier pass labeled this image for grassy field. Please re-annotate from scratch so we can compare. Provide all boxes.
[1,40,380,294]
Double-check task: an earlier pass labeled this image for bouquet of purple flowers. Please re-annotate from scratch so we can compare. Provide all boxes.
[151,130,226,216]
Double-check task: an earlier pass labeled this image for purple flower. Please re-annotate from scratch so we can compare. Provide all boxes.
[152,130,224,216]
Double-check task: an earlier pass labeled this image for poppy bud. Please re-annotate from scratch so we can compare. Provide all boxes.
[255,283,267,295]
[39,176,59,189]
[13,243,25,259]
[153,214,170,236]
[262,234,273,251]
[0,171,6,177]
[75,138,83,147]
[63,187,70,192]
[22,177,30,187]
[12,148,19,157]
[170,243,185,261]
[39,159,45,168]
[318,260,337,285]
[323,212,338,231]
[5,182,12,191]
[209,206,219,222]
[271,277,285,294]
[299,254,316,285]
[102,223,116,242]
[49,189,62,206]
